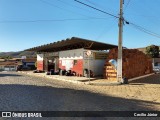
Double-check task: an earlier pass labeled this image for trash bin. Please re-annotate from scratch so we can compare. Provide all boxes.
[50,69,54,75]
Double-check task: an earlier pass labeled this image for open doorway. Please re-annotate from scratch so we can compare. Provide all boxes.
[45,57,59,72]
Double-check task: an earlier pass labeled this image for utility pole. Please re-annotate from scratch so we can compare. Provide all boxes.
[117,0,124,82]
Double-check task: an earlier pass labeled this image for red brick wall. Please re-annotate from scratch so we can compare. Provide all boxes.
[59,60,65,70]
[37,60,44,71]
[104,48,153,79]
[59,59,83,76]
[71,59,83,76]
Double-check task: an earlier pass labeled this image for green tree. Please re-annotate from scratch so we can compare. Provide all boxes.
[146,45,159,58]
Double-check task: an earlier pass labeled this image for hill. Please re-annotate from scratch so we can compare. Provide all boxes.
[0,51,36,58]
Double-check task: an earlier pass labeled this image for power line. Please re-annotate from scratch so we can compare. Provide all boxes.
[57,0,92,13]
[39,0,94,18]
[0,18,112,23]
[74,0,119,19]
[124,0,131,11]
[56,0,107,18]
[126,14,160,20]
[84,0,118,14]
[96,18,117,40]
[84,0,98,7]
[74,0,160,39]
[128,22,160,38]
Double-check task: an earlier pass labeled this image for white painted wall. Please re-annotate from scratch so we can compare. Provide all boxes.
[59,48,83,60]
[4,66,17,71]
[83,49,108,76]
[4,68,10,71]
[83,59,106,76]
[59,48,83,71]
[37,54,44,61]
[59,48,108,76]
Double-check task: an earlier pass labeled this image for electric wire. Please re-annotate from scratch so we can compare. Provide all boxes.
[84,0,118,14]
[74,0,160,39]
[84,0,99,7]
[96,18,117,40]
[129,22,160,38]
[1,0,160,39]
[56,0,92,13]
[39,0,94,18]
[0,18,112,23]
[124,0,131,11]
[74,0,119,19]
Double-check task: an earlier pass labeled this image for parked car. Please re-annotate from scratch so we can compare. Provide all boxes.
[153,66,160,73]
[17,65,31,71]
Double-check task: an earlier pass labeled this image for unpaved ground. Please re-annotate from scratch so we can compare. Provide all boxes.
[0,72,159,120]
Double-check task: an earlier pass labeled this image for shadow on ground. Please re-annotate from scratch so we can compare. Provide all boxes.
[0,84,159,112]
[129,74,160,84]
[0,73,22,77]
[0,84,159,119]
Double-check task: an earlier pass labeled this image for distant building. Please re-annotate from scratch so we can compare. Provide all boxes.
[137,47,146,54]
[153,58,160,67]
[136,46,160,68]
[0,59,5,62]
[0,57,36,71]
[137,46,160,57]
[0,62,20,71]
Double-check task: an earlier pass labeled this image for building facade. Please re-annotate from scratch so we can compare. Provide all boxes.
[37,48,108,76]
[0,62,18,71]
[27,37,117,77]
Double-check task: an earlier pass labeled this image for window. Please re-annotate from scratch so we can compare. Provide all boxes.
[74,60,77,65]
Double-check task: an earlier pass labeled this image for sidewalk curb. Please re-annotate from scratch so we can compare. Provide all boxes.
[89,82,122,86]
[18,71,155,86]
[18,71,88,85]
[128,73,155,82]
[18,71,120,85]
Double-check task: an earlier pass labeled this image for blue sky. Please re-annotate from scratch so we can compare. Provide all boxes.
[0,0,160,52]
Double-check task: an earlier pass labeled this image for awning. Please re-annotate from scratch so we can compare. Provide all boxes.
[25,37,117,52]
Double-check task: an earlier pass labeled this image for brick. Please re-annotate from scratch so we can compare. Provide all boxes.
[104,48,153,80]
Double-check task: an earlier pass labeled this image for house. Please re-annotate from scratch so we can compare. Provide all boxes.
[137,46,160,57]
[0,58,22,71]
[0,59,5,62]
[26,37,117,77]
[0,57,36,71]
[0,61,20,71]
[137,46,160,68]
[153,58,160,67]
